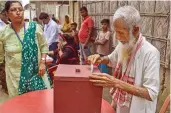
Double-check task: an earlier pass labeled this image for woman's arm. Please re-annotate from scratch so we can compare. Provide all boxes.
[36,24,49,76]
[0,27,6,64]
[38,53,47,76]
[0,41,4,64]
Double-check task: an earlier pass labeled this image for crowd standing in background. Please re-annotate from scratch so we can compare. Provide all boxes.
[48,34,79,65]
[0,3,112,100]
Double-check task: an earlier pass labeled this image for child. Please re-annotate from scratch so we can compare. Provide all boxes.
[95,19,111,73]
[70,22,79,50]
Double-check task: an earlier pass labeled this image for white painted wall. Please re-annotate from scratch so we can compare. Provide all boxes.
[21,0,30,7]
[58,5,69,24]
[24,9,36,20]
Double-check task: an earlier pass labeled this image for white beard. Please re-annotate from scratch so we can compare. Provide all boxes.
[119,33,136,64]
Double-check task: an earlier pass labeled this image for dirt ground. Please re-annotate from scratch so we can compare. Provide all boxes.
[102,88,112,104]
[0,88,8,104]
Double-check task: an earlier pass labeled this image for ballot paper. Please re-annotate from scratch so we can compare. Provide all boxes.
[91,63,94,73]
[46,55,53,60]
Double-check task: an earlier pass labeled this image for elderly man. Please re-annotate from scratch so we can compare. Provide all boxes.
[88,6,160,113]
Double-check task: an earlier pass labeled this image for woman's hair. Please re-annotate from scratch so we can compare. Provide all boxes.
[65,15,69,19]
[39,12,49,20]
[5,1,22,12]
[101,19,110,25]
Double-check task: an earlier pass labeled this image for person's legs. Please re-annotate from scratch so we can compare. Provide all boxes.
[49,42,58,51]
[48,42,58,65]
[79,42,85,65]
[89,42,96,54]
[79,42,91,65]
[83,43,91,58]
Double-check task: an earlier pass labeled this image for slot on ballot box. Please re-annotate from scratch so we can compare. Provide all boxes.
[54,64,103,113]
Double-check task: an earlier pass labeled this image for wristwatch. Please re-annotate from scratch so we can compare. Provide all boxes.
[41,57,46,61]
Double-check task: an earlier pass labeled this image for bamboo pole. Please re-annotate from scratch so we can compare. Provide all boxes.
[87,13,169,17]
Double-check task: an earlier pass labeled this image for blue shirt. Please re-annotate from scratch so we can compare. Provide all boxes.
[44,19,60,46]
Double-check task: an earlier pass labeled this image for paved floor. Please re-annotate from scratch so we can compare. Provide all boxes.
[0,86,9,104]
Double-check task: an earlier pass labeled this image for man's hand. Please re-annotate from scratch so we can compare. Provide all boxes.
[89,73,119,87]
[38,62,46,76]
[89,73,152,101]
[87,54,103,64]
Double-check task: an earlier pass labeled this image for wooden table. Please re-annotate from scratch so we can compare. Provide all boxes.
[0,89,115,113]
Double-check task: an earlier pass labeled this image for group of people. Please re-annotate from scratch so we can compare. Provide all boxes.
[32,7,112,71]
[0,1,160,113]
[37,12,80,66]
[38,6,112,74]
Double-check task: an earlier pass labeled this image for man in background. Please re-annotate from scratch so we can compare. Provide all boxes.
[0,9,9,28]
[39,12,60,61]
[78,6,95,64]
[39,12,60,51]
